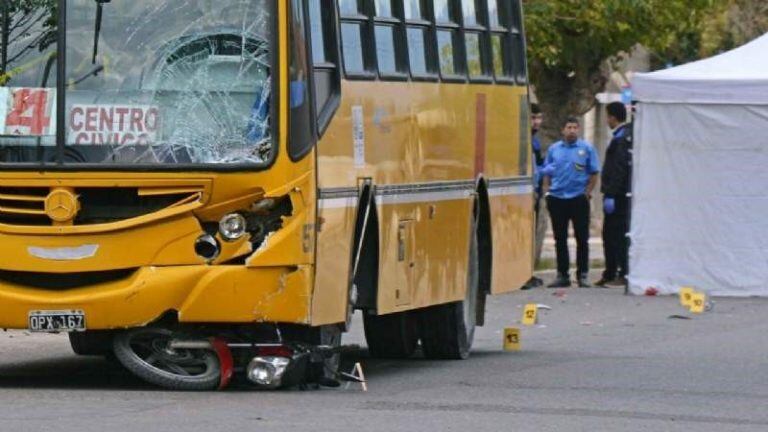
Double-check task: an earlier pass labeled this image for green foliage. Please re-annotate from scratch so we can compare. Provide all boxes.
[1,0,58,79]
[696,0,768,58]
[524,0,715,73]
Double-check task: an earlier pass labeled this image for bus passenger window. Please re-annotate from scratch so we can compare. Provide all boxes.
[309,0,327,64]
[341,23,366,74]
[434,0,452,23]
[339,0,359,15]
[309,0,341,133]
[510,0,527,84]
[407,28,429,76]
[339,0,374,77]
[465,33,484,78]
[437,30,457,76]
[462,0,488,80]
[403,0,422,19]
[491,34,508,78]
[404,1,435,78]
[375,25,399,74]
[374,0,393,17]
[511,33,527,84]
[462,0,478,26]
[373,0,406,77]
[488,0,514,83]
[487,0,500,28]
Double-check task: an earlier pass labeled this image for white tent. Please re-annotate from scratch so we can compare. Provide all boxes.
[629,33,768,297]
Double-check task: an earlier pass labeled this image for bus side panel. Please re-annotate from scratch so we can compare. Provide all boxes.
[421,198,473,308]
[483,87,529,179]
[311,199,357,326]
[375,201,418,314]
[484,85,534,294]
[489,192,534,294]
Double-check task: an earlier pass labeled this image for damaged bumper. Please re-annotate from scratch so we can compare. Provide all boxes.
[0,265,312,329]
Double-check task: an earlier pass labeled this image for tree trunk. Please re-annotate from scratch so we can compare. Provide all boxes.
[532,62,609,147]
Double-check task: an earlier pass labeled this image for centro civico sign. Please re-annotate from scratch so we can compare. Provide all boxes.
[0,88,161,146]
[69,104,161,145]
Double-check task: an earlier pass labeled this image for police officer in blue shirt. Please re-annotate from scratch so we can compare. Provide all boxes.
[543,117,601,288]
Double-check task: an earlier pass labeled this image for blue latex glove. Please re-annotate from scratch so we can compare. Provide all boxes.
[540,163,556,176]
[604,197,616,214]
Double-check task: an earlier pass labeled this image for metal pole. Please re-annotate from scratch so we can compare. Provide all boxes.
[56,0,66,164]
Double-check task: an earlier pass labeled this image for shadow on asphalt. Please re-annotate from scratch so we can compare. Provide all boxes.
[0,355,152,390]
[0,346,516,391]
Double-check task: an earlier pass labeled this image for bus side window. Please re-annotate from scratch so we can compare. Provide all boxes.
[488,0,516,84]
[433,0,464,80]
[290,0,315,160]
[338,0,375,78]
[462,0,490,81]
[404,0,437,79]
[309,0,342,134]
[509,0,527,85]
[373,0,408,79]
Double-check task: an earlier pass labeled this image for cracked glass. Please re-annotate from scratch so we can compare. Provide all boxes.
[0,0,274,166]
[0,0,58,164]
[63,0,273,166]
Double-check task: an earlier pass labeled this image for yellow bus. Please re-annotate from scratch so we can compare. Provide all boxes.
[0,0,532,390]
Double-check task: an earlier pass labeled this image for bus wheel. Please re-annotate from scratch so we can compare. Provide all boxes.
[363,311,418,358]
[113,328,220,391]
[419,221,479,360]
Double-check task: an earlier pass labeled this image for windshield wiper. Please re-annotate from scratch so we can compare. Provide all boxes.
[92,0,112,65]
[71,64,104,86]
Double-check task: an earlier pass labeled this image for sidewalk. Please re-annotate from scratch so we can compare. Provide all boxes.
[538,232,604,271]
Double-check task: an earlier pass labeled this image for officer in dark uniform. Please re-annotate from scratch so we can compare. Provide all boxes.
[595,102,632,287]
[522,104,546,289]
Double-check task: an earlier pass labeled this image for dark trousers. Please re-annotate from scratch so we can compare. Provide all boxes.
[602,198,629,279]
[546,195,590,276]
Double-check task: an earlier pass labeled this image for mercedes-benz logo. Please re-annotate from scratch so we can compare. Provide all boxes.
[44,189,80,222]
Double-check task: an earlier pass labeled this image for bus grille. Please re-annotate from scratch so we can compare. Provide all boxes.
[0,186,202,226]
[0,269,137,290]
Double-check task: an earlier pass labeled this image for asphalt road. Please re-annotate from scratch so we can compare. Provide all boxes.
[1,281,768,432]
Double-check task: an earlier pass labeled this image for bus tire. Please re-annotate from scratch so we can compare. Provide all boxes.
[363,311,418,359]
[113,328,220,391]
[419,218,479,360]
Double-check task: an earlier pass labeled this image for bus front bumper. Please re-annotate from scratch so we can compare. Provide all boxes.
[0,265,312,330]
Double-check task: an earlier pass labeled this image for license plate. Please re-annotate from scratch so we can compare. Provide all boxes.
[28,310,86,333]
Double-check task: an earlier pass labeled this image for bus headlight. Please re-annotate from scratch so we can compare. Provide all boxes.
[219,213,247,241]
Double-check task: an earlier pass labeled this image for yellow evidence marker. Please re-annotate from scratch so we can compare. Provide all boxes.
[522,303,538,325]
[504,327,521,351]
[679,287,695,307]
[690,292,707,314]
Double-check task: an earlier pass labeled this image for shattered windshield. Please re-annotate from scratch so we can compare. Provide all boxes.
[0,0,273,166]
[0,0,58,164]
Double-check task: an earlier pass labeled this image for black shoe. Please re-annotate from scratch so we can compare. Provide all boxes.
[594,277,612,287]
[521,276,543,290]
[606,276,628,287]
[547,275,571,288]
